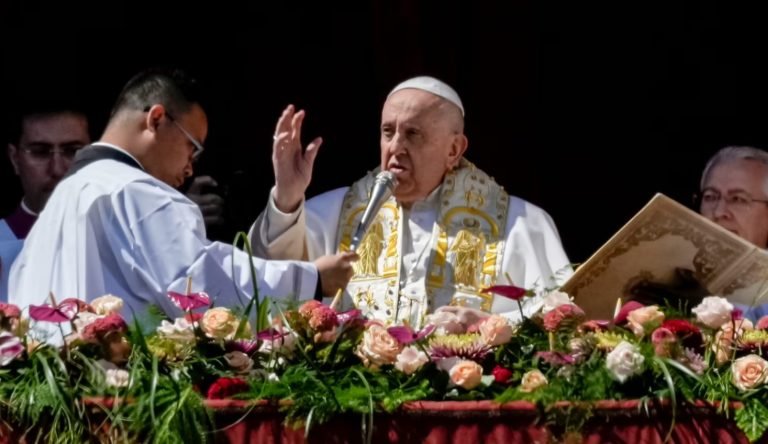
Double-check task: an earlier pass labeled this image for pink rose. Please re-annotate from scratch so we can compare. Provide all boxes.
[394,346,429,375]
[424,311,465,335]
[520,369,548,393]
[732,354,768,391]
[356,323,403,368]
[449,360,483,390]
[625,305,665,336]
[478,315,514,346]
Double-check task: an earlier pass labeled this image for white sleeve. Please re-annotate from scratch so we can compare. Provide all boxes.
[249,187,308,260]
[117,183,318,316]
[249,187,350,261]
[492,197,572,315]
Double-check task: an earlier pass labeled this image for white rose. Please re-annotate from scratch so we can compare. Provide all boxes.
[394,346,429,375]
[98,359,130,388]
[692,296,733,329]
[91,295,125,316]
[259,331,296,355]
[541,290,573,314]
[605,341,645,383]
[156,318,196,342]
[73,312,104,333]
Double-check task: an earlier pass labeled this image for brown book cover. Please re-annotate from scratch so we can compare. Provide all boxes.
[562,193,768,319]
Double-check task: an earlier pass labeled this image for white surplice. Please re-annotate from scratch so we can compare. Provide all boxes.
[10,144,318,321]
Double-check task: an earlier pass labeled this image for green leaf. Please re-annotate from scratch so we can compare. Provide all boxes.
[736,398,768,442]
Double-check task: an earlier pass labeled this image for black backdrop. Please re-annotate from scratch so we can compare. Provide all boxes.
[1,1,767,263]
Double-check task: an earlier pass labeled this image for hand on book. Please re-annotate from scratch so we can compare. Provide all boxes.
[628,268,708,309]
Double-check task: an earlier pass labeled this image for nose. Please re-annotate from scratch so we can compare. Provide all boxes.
[711,196,731,219]
[48,151,70,178]
[387,132,407,155]
[183,160,194,179]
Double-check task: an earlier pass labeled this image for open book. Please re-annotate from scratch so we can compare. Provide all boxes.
[561,193,768,319]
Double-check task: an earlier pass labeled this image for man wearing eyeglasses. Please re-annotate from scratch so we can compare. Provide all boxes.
[9,68,358,325]
[0,105,90,301]
[698,146,768,249]
[631,146,768,316]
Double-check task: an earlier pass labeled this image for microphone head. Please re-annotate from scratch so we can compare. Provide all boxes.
[375,170,398,190]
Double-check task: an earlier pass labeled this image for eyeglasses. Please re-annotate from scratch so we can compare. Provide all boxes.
[695,190,768,211]
[19,145,83,162]
[144,106,205,159]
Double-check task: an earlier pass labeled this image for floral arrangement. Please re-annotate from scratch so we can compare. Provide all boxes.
[2,283,768,443]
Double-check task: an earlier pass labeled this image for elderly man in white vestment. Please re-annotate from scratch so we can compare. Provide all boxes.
[10,68,357,321]
[250,76,571,328]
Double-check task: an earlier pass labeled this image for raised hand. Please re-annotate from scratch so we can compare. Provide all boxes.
[272,105,323,213]
[314,252,359,296]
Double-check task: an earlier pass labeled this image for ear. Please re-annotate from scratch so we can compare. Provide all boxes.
[7,143,20,175]
[447,134,468,170]
[144,104,167,134]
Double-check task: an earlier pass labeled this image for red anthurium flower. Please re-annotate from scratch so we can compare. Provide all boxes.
[30,297,95,323]
[337,309,362,325]
[482,285,528,300]
[387,324,436,345]
[168,291,211,311]
[613,301,645,325]
[256,327,288,341]
[207,377,250,399]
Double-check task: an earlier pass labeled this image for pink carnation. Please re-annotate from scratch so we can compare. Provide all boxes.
[0,303,21,319]
[298,300,324,319]
[756,316,768,330]
[81,314,128,342]
[543,304,586,332]
[308,305,339,331]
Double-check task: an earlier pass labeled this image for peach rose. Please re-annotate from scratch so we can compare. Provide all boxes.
[395,346,430,375]
[520,369,548,393]
[356,323,403,368]
[201,307,239,340]
[732,354,768,391]
[714,319,753,365]
[449,360,483,390]
[626,305,665,336]
[91,295,125,316]
[478,315,514,346]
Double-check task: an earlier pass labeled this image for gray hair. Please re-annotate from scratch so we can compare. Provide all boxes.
[700,146,768,191]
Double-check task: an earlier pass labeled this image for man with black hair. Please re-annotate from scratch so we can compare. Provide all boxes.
[10,68,357,320]
[1,104,90,300]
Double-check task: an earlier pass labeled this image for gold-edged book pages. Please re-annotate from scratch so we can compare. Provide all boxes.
[561,193,768,319]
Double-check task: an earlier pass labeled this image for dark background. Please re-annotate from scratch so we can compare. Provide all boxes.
[1,1,767,263]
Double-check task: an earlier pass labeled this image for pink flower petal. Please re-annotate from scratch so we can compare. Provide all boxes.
[337,309,362,325]
[482,285,528,300]
[168,291,211,311]
[29,305,71,323]
[387,325,416,344]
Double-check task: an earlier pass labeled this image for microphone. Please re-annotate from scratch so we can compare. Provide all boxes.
[349,170,398,252]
